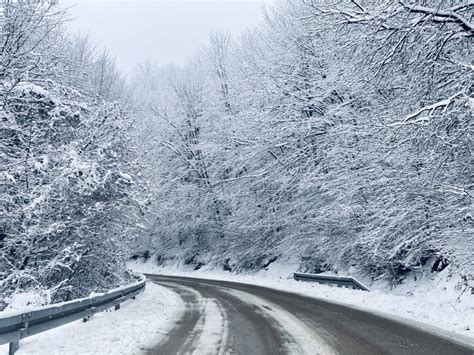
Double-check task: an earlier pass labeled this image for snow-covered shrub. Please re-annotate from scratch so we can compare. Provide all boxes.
[0,0,144,309]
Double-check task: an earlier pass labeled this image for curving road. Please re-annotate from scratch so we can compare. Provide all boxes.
[145,274,474,355]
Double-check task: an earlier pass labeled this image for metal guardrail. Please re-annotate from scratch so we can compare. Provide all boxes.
[293,272,370,291]
[0,279,146,355]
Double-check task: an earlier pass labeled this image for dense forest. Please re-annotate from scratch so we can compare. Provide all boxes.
[1,0,473,308]
[133,1,473,281]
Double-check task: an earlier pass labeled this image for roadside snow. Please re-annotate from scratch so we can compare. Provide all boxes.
[2,289,51,313]
[0,282,184,355]
[129,258,474,342]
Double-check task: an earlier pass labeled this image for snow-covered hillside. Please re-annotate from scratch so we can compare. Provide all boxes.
[130,0,473,290]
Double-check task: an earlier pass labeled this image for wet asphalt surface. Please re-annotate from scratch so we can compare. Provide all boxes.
[145,274,474,355]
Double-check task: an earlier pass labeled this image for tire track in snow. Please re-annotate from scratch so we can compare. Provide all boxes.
[148,277,329,354]
[147,275,474,355]
[145,282,227,355]
[222,288,335,354]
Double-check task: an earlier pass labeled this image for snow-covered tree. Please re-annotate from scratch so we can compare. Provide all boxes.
[0,0,145,308]
[132,0,473,285]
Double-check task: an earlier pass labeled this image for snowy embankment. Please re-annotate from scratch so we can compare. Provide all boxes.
[0,283,184,355]
[129,258,474,341]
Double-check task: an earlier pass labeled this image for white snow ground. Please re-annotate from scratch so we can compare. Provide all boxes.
[129,258,474,341]
[0,282,184,355]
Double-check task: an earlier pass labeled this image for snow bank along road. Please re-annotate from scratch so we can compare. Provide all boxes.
[146,275,474,355]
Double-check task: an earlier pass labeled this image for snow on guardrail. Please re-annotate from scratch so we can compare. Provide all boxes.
[293,272,370,291]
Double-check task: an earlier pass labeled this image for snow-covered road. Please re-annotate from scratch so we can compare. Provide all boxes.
[148,274,474,355]
[148,279,333,354]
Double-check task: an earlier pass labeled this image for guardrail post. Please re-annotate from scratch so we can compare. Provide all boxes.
[22,313,30,330]
[9,340,19,355]
[114,304,120,311]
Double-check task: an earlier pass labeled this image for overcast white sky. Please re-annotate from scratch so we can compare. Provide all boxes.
[62,0,272,72]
